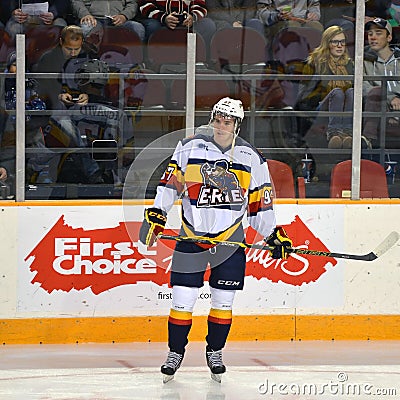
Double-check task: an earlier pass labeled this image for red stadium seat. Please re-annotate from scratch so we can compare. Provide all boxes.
[105,68,167,108]
[330,159,389,198]
[235,67,289,110]
[169,69,231,110]
[210,27,268,73]
[268,159,305,198]
[0,28,13,68]
[25,25,62,68]
[147,29,207,72]
[99,26,144,65]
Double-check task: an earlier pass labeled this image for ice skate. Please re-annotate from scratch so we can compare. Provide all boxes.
[161,351,184,383]
[206,346,226,383]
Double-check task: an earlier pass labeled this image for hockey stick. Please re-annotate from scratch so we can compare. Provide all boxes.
[158,231,399,261]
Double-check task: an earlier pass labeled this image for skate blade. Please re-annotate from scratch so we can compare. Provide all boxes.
[162,373,175,384]
[211,373,222,383]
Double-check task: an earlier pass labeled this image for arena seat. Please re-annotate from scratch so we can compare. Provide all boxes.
[25,25,62,68]
[99,26,144,66]
[268,159,305,198]
[147,28,207,73]
[169,69,231,110]
[330,159,389,198]
[235,66,291,110]
[105,68,167,108]
[0,28,13,69]
[270,27,322,80]
[209,27,268,73]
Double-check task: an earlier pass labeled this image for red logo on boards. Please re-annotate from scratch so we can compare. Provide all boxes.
[25,215,337,294]
[245,216,337,285]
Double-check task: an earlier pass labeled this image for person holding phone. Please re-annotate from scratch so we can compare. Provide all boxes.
[44,59,135,185]
[139,0,216,43]
[34,25,97,110]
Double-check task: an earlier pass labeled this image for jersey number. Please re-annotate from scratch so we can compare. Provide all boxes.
[263,188,272,206]
[161,165,175,181]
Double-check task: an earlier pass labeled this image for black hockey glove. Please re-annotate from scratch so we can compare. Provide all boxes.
[265,227,293,260]
[139,207,167,246]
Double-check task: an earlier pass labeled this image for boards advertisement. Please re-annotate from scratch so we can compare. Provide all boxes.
[18,204,344,316]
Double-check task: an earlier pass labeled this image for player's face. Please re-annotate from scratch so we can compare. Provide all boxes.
[212,114,235,148]
[367,27,391,52]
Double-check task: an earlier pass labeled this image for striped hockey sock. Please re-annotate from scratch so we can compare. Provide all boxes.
[167,309,193,354]
[206,308,232,350]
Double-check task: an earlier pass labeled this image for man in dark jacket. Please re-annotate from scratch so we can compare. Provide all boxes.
[33,25,95,110]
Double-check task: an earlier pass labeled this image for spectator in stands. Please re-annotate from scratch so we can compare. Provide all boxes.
[33,25,95,110]
[139,0,216,44]
[362,18,400,149]
[296,25,354,149]
[5,0,68,40]
[70,0,145,42]
[320,1,399,36]
[320,1,356,31]
[256,0,323,35]
[206,0,264,34]
[256,0,323,61]
[44,59,135,184]
[320,1,398,56]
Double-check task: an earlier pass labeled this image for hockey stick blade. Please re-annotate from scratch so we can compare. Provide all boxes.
[158,231,399,262]
[371,231,399,259]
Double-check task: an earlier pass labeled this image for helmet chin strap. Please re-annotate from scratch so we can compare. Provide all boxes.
[229,121,241,168]
[229,134,236,168]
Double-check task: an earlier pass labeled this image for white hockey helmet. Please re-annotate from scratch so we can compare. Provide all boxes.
[210,97,244,135]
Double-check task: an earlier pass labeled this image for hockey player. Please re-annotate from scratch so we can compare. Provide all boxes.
[139,97,293,383]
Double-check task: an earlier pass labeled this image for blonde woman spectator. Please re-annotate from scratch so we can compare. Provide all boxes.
[296,25,354,149]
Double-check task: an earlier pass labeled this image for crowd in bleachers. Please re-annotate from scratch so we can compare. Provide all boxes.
[0,1,399,198]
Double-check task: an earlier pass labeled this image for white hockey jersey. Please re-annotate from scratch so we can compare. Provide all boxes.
[153,133,276,242]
